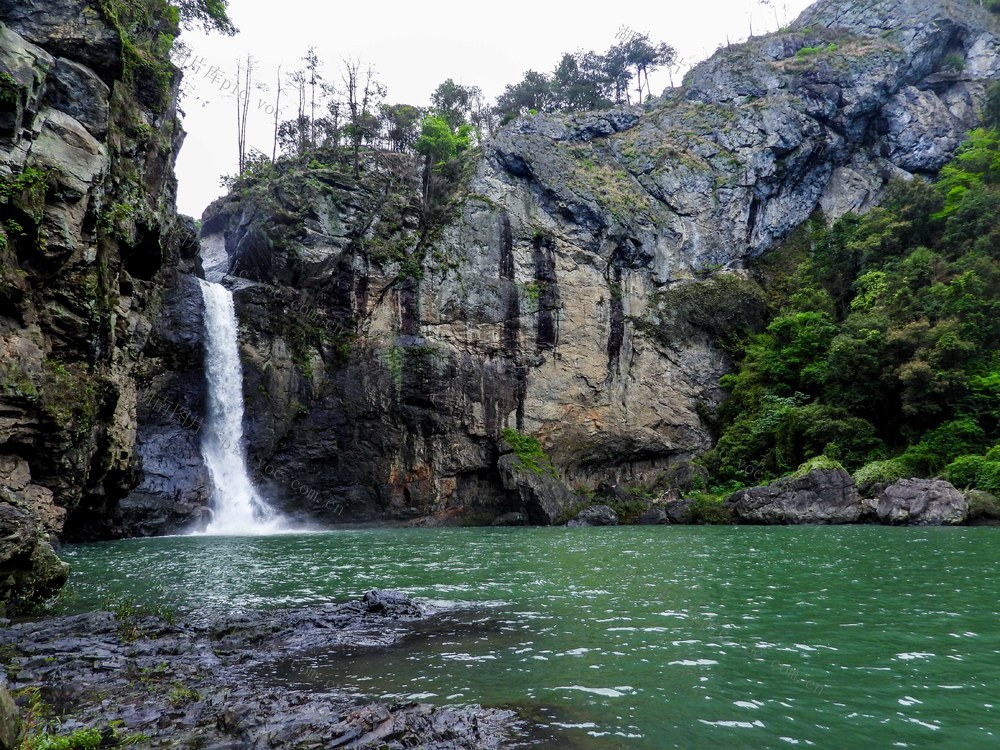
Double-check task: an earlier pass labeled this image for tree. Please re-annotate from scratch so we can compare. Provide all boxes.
[171,0,237,35]
[381,103,423,152]
[342,59,387,177]
[431,79,482,131]
[494,70,553,124]
[415,114,472,207]
[271,65,283,162]
[234,54,254,174]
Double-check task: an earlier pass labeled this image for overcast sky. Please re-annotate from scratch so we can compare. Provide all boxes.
[173,0,814,218]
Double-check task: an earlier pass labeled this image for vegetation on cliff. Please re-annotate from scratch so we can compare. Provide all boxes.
[699,116,1000,495]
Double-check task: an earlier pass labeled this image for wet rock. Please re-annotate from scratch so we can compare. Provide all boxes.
[664,499,696,524]
[725,469,863,524]
[0,593,535,749]
[491,512,528,526]
[566,504,619,527]
[496,452,576,526]
[637,507,668,525]
[875,479,967,526]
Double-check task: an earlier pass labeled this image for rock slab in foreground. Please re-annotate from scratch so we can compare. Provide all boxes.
[0,591,534,749]
[876,479,968,526]
[726,469,863,524]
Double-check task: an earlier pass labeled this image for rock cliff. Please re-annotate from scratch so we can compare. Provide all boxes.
[3,0,999,598]
[0,0,200,612]
[170,0,1000,529]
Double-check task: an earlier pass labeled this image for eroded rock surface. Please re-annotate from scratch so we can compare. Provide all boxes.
[876,478,968,525]
[725,469,864,524]
[0,591,537,749]
[184,0,1000,528]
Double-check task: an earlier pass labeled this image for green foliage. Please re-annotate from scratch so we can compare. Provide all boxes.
[170,0,237,34]
[40,360,99,437]
[946,454,986,488]
[16,686,151,749]
[686,493,734,524]
[854,459,910,494]
[167,681,200,707]
[942,53,966,72]
[793,455,845,477]
[642,274,766,354]
[501,428,557,478]
[795,42,838,58]
[0,165,48,224]
[700,127,1000,489]
[95,0,181,103]
[415,115,473,171]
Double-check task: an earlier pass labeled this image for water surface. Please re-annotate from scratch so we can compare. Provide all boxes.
[59,526,1000,748]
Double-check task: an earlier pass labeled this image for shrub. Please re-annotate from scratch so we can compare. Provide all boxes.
[899,419,987,475]
[854,458,910,495]
[946,454,986,488]
[793,455,845,477]
[500,428,557,478]
[687,493,734,524]
[979,461,1000,494]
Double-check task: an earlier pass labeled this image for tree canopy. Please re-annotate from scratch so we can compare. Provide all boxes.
[171,0,237,35]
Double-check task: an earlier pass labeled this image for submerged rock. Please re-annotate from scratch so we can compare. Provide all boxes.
[566,504,619,527]
[725,469,863,524]
[875,479,968,526]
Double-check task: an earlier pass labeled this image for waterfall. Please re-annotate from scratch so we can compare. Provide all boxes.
[197,277,283,535]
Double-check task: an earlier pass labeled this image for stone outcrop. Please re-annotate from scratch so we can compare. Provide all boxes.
[875,478,968,525]
[180,0,1000,528]
[3,0,999,570]
[725,469,864,524]
[566,504,619,526]
[0,1,199,610]
[0,591,539,748]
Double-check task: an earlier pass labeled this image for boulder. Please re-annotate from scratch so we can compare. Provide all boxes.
[664,499,697,524]
[496,451,576,526]
[876,479,967,526]
[491,512,527,527]
[637,507,668,525]
[0,683,19,750]
[725,469,863,524]
[566,505,619,527]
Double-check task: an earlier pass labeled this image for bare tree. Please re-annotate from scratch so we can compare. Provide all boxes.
[342,59,386,177]
[235,54,254,173]
[271,65,283,162]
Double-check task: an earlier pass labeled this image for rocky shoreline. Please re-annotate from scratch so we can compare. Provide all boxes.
[559,470,1000,528]
[0,590,549,749]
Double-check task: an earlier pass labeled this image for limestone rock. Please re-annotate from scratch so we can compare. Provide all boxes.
[0,3,195,609]
[193,0,999,529]
[44,57,110,138]
[0,684,19,750]
[876,478,968,526]
[725,469,863,524]
[0,0,121,82]
[566,504,619,527]
[496,453,576,526]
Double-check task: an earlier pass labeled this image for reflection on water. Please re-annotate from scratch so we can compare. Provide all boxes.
[60,526,1000,749]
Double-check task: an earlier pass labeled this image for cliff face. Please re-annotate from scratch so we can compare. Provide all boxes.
[0,0,200,612]
[176,0,1000,528]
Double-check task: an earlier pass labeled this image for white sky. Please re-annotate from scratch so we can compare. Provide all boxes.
[173,0,814,218]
